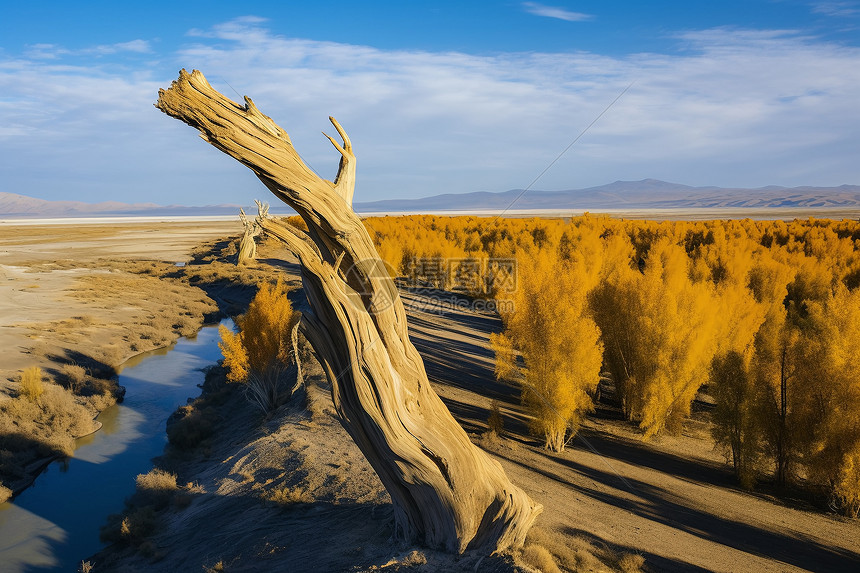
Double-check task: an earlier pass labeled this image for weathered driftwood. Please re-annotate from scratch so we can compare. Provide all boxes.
[156,69,541,554]
[236,200,267,265]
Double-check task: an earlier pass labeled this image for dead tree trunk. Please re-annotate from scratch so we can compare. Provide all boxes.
[236,201,266,265]
[157,70,541,554]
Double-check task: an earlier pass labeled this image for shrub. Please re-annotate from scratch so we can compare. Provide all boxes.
[520,544,561,573]
[487,399,504,436]
[135,468,178,509]
[619,553,646,573]
[18,367,45,402]
[0,383,98,460]
[166,404,217,451]
[264,484,313,505]
[114,506,157,542]
[60,364,87,394]
[219,278,300,413]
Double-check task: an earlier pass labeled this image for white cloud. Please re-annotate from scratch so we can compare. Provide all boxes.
[810,1,860,17]
[522,2,593,22]
[1,19,859,207]
[90,39,152,55]
[23,39,151,60]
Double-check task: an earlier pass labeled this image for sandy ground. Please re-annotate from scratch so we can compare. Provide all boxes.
[400,289,860,572]
[90,267,859,572]
[0,220,240,392]
[4,222,858,571]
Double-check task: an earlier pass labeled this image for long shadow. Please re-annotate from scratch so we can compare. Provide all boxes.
[571,429,736,489]
[400,287,503,335]
[439,395,534,443]
[524,449,860,573]
[44,349,117,380]
[562,526,715,573]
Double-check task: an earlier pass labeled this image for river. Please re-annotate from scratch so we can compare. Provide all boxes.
[0,320,229,572]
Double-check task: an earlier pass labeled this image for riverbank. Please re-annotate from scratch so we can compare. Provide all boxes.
[0,321,232,572]
[0,220,292,499]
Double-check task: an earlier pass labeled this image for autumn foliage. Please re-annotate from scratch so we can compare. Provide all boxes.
[363,213,860,515]
[219,278,300,413]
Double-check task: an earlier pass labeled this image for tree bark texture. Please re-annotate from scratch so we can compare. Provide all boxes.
[156,69,541,554]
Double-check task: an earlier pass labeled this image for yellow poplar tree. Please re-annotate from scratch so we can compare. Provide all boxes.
[219,278,300,413]
[594,236,719,437]
[498,249,603,451]
[796,285,860,516]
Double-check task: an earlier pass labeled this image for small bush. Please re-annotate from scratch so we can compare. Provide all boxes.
[0,383,98,461]
[18,367,45,402]
[78,561,94,573]
[135,468,178,509]
[166,405,217,451]
[524,527,604,572]
[264,484,313,505]
[619,553,646,573]
[119,506,158,541]
[219,278,300,413]
[61,364,87,394]
[520,544,561,573]
[0,483,11,503]
[487,399,504,436]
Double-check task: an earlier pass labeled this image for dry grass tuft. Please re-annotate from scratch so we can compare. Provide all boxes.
[0,483,11,503]
[264,484,313,505]
[517,526,640,572]
[60,364,87,394]
[520,544,562,573]
[78,560,94,573]
[100,466,203,548]
[135,468,178,509]
[618,553,646,573]
[18,367,45,402]
[1,380,99,469]
[401,550,427,566]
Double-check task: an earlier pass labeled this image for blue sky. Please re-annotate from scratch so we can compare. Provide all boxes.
[1,1,859,206]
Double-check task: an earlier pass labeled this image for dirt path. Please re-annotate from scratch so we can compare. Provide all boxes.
[401,289,860,573]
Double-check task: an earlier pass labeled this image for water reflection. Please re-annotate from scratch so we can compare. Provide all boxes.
[0,320,230,572]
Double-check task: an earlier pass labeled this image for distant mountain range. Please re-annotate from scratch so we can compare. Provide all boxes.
[352,179,860,212]
[2,180,860,219]
[0,192,251,218]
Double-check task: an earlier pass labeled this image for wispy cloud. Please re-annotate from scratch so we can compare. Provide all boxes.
[810,1,860,17]
[89,39,152,55]
[522,2,593,22]
[24,39,151,60]
[1,19,859,206]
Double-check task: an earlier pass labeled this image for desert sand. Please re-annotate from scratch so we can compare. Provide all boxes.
[2,219,859,572]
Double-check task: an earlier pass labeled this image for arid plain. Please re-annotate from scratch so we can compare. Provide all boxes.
[1,218,859,572]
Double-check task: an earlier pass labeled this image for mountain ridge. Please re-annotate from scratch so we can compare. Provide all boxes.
[3,180,860,218]
[353,179,860,212]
